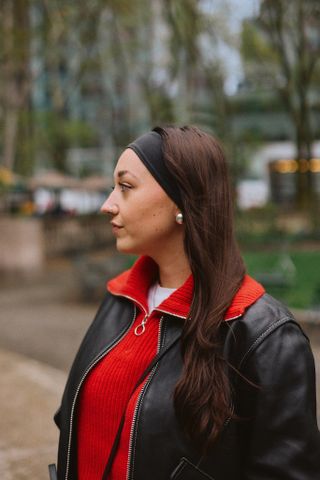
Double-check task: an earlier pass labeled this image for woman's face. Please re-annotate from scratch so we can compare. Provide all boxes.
[101,149,181,256]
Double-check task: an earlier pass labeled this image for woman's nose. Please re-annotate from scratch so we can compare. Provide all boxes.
[100,194,119,215]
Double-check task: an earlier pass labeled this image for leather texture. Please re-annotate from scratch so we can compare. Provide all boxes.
[55,292,320,480]
[170,457,215,479]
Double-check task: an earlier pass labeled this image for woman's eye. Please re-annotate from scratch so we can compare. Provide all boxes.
[110,183,132,193]
[119,183,131,192]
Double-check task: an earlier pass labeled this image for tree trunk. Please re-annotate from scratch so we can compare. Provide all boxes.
[1,0,31,172]
[295,131,312,208]
[3,109,19,170]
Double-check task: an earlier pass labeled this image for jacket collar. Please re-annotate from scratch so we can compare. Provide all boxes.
[107,256,265,321]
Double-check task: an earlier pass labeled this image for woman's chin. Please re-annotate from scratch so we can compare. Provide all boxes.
[115,239,137,255]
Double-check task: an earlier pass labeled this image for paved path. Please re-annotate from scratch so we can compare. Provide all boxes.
[0,260,97,479]
[0,259,319,479]
[0,260,97,371]
[0,349,66,480]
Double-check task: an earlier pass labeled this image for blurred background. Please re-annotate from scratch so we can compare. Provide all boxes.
[0,0,319,478]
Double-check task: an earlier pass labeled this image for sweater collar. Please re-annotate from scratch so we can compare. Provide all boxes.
[107,256,193,318]
[107,255,265,321]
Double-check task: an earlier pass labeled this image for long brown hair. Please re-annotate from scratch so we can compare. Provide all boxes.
[153,125,246,449]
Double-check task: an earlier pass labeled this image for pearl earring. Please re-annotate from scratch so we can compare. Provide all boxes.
[176,213,184,224]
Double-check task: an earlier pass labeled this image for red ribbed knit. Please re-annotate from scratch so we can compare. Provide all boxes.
[77,310,160,479]
[77,256,194,480]
[76,256,265,480]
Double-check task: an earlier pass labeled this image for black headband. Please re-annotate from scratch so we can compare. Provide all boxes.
[127,131,183,210]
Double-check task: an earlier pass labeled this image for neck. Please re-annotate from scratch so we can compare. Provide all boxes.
[152,250,191,289]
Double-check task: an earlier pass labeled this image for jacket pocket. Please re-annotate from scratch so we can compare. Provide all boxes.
[170,457,215,480]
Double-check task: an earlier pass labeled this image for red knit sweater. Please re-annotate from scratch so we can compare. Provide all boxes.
[77,256,265,479]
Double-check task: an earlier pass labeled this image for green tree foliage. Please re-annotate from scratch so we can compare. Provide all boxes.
[241,0,320,205]
[0,0,236,176]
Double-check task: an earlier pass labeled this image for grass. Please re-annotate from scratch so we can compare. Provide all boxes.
[243,250,320,310]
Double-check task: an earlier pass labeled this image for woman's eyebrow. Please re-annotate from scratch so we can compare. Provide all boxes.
[116,170,139,180]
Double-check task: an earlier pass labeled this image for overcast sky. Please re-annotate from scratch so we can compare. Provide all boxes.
[212,0,260,94]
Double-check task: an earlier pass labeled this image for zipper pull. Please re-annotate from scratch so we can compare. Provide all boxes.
[134,314,149,336]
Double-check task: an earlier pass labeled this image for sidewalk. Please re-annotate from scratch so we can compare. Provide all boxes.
[0,349,66,480]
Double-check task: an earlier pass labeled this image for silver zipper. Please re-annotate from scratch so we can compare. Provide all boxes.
[126,317,165,480]
[156,307,187,320]
[108,290,147,318]
[64,306,137,480]
[133,306,187,335]
[109,286,243,323]
[224,313,243,321]
[108,289,189,330]
[108,290,151,336]
[134,313,149,336]
[157,309,243,322]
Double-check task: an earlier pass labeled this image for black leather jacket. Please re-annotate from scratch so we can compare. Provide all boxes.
[55,292,320,480]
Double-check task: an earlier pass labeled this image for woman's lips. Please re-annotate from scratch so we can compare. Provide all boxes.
[111,222,123,234]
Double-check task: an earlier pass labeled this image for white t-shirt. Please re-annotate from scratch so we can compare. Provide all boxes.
[147,282,176,313]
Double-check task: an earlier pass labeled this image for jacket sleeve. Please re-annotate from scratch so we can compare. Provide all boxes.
[236,321,320,479]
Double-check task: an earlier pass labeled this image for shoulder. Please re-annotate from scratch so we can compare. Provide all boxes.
[224,293,310,369]
[225,294,317,413]
[238,292,299,338]
[229,297,320,478]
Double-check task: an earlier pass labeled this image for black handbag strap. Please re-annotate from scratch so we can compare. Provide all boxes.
[102,332,181,480]
[48,464,57,480]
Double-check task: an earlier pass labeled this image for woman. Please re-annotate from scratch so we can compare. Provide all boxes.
[53,126,320,480]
